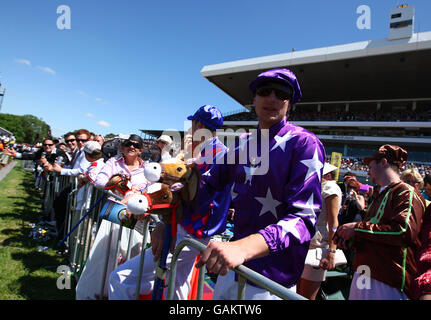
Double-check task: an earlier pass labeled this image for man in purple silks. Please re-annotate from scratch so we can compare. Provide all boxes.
[195,68,326,299]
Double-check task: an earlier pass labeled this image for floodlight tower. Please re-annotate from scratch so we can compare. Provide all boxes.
[0,86,5,113]
[388,4,415,40]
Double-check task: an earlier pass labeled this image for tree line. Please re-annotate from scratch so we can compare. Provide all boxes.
[0,113,51,143]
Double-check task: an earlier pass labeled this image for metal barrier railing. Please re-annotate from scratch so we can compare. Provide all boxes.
[166,237,307,300]
[31,165,305,301]
[0,152,10,166]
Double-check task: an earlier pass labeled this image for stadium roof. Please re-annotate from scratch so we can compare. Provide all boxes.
[201,31,431,106]
[0,126,13,136]
[139,129,185,140]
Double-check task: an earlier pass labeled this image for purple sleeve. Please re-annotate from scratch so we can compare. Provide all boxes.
[258,136,325,253]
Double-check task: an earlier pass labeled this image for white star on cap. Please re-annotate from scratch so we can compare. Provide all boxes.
[204,105,219,119]
[277,218,301,240]
[255,188,281,219]
[300,148,324,182]
[270,130,296,152]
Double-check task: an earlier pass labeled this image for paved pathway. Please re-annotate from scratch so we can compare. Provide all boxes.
[0,161,18,183]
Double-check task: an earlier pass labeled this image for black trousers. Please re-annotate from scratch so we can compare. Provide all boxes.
[53,185,72,242]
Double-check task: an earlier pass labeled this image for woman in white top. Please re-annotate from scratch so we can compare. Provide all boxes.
[297,163,344,300]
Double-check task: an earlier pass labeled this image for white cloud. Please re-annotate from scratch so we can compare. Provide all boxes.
[37,66,56,75]
[14,58,31,66]
[76,90,87,96]
[85,113,96,118]
[95,97,109,104]
[97,120,110,127]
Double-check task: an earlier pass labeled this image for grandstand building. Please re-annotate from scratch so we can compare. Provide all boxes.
[200,5,431,180]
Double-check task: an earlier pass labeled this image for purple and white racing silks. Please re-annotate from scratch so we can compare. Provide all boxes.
[201,117,326,288]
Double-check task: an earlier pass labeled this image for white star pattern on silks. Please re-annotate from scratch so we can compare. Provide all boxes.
[255,188,281,219]
[270,130,297,152]
[300,148,324,182]
[292,193,320,226]
[243,165,258,185]
[277,218,302,241]
[202,170,211,177]
[231,183,238,200]
[238,137,249,152]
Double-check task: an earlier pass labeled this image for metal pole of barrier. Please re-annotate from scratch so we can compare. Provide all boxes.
[65,188,78,247]
[82,187,101,263]
[71,201,87,270]
[197,263,206,300]
[237,275,246,299]
[76,185,95,274]
[113,226,124,270]
[100,222,114,299]
[166,237,307,300]
[126,229,134,261]
[134,216,153,300]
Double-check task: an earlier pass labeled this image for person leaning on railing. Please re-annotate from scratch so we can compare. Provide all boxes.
[46,129,92,177]
[195,68,325,300]
[3,136,69,168]
[75,134,150,299]
[93,134,149,192]
[108,105,231,300]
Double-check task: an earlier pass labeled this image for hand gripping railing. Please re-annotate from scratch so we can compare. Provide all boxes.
[166,237,307,300]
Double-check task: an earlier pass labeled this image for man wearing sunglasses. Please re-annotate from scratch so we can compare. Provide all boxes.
[195,68,326,299]
[48,129,91,176]
[64,132,78,162]
[108,105,231,300]
[4,137,69,168]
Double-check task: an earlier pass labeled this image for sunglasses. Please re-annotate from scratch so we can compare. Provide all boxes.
[43,143,54,147]
[65,139,76,143]
[76,139,89,143]
[123,140,142,149]
[256,87,292,100]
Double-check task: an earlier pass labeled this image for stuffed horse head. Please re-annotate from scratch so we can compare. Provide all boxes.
[158,158,201,203]
[133,159,201,226]
[125,182,185,224]
[105,173,132,196]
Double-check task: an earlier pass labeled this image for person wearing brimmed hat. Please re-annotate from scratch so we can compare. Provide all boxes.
[334,144,427,300]
[108,105,231,300]
[298,162,346,299]
[195,69,326,300]
[150,134,173,162]
[94,134,148,191]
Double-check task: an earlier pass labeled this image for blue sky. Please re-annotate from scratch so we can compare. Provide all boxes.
[1,0,431,139]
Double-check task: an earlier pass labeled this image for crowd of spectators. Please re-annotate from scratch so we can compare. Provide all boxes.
[339,157,431,178]
[290,108,430,122]
[1,124,431,301]
[223,107,430,123]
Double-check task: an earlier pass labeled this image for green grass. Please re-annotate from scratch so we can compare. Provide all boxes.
[0,165,76,300]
